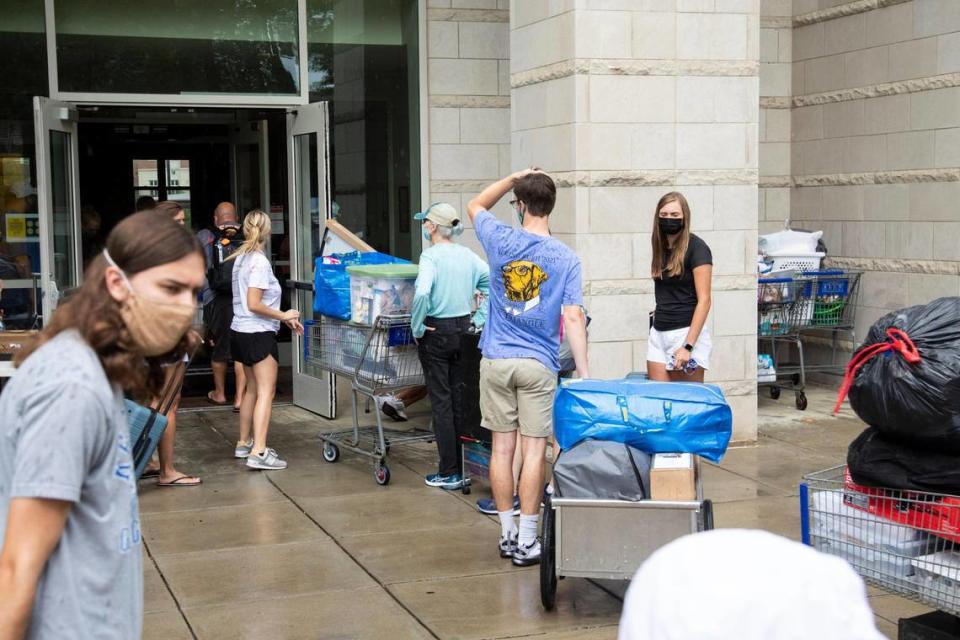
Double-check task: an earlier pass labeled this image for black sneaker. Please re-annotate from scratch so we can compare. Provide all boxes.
[499,533,518,558]
[512,538,541,567]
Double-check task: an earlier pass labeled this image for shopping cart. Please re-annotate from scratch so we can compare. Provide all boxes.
[796,271,862,378]
[801,466,960,618]
[304,314,432,485]
[758,276,810,410]
[540,456,713,610]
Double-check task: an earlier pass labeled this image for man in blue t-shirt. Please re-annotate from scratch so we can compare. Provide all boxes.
[467,169,589,567]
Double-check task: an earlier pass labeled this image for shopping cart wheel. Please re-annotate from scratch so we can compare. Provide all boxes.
[322,442,340,463]
[796,393,808,411]
[540,495,558,611]
[769,386,781,400]
[374,463,391,486]
[701,499,714,531]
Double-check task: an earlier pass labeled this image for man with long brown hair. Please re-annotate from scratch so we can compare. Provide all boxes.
[0,212,204,639]
[467,169,589,567]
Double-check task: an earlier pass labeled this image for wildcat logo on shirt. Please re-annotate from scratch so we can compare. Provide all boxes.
[502,261,548,316]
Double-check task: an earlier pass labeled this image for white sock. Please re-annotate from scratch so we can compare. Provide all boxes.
[519,514,539,547]
[498,511,517,539]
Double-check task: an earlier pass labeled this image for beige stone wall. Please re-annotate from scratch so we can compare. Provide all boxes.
[760,0,793,234]
[788,0,960,343]
[426,0,513,253]
[509,0,761,442]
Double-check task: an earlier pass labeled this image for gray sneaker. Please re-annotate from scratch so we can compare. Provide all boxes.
[234,439,254,459]
[246,447,288,470]
[512,539,541,567]
[499,533,518,558]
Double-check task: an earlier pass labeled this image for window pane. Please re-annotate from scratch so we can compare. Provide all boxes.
[133,159,158,188]
[1,1,47,328]
[307,0,419,260]
[166,159,190,188]
[55,0,300,95]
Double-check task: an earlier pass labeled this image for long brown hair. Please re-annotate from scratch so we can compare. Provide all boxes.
[651,191,692,279]
[16,211,203,400]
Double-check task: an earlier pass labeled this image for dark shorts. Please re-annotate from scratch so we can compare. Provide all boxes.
[230,330,278,366]
[204,296,235,363]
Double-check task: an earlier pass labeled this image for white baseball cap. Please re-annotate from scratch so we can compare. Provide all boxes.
[414,202,460,228]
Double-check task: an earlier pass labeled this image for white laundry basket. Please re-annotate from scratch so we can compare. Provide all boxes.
[766,251,824,273]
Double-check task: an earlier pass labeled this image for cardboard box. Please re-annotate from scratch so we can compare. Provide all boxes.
[650,453,696,501]
[0,330,38,358]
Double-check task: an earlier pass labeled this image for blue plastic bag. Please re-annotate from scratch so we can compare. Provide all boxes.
[125,399,169,480]
[554,378,733,462]
[313,251,410,320]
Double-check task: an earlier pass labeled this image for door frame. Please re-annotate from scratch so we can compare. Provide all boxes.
[33,96,83,315]
[287,102,336,419]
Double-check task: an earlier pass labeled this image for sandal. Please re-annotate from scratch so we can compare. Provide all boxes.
[140,467,161,480]
[206,392,228,406]
[157,475,203,488]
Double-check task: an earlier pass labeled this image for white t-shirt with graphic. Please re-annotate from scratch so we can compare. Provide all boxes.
[231,251,282,334]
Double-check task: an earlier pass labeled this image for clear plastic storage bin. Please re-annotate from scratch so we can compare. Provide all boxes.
[347,264,419,326]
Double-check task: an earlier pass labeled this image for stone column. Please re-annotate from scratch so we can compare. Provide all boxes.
[426,0,513,255]
[511,0,760,442]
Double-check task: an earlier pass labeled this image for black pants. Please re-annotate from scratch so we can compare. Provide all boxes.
[418,315,471,477]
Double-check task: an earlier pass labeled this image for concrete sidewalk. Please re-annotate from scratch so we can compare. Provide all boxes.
[139,387,927,639]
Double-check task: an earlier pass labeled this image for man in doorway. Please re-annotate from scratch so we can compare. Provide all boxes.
[466,169,589,567]
[199,202,246,409]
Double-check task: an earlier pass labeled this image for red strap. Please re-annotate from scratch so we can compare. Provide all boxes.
[833,328,920,415]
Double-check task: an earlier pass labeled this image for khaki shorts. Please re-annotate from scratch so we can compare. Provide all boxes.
[480,357,557,438]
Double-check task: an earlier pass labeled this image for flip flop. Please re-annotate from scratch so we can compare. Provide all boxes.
[206,392,228,406]
[233,406,241,413]
[140,468,161,480]
[157,475,202,488]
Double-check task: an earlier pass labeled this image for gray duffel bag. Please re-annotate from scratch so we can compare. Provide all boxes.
[553,439,651,501]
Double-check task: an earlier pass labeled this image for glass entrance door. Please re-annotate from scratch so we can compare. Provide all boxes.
[288,102,335,418]
[33,97,82,321]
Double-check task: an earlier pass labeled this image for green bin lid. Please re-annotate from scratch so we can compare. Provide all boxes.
[347,264,419,278]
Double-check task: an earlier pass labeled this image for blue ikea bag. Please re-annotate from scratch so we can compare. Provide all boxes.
[554,378,733,462]
[313,251,411,320]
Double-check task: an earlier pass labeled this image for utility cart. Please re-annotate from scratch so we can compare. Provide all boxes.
[540,456,714,610]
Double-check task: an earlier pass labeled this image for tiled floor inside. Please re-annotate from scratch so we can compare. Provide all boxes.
[139,387,930,639]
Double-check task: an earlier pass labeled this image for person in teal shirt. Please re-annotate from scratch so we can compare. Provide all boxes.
[412,202,489,490]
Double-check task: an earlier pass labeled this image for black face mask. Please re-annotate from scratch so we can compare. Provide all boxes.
[659,218,683,235]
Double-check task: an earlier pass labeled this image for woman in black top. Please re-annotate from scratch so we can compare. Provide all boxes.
[647,191,713,382]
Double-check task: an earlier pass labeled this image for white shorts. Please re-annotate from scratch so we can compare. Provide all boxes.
[647,326,712,371]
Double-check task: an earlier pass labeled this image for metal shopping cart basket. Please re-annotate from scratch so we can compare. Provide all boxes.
[758,275,811,410]
[801,466,960,618]
[540,456,714,610]
[304,314,432,485]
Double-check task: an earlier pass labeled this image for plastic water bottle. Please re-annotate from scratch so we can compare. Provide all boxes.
[668,353,699,374]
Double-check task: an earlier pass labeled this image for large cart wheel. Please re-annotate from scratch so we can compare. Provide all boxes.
[322,442,340,463]
[540,495,558,610]
[701,499,714,531]
[796,393,808,411]
[769,386,781,400]
[374,462,391,486]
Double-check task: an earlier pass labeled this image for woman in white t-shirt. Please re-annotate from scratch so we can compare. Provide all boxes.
[228,210,303,470]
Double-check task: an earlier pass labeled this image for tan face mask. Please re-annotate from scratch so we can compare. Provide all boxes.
[104,250,196,357]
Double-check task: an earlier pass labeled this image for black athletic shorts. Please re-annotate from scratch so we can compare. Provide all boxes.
[230,330,278,366]
[204,295,235,362]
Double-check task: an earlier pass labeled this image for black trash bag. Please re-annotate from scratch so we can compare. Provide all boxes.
[847,426,960,495]
[846,297,960,448]
[553,439,651,501]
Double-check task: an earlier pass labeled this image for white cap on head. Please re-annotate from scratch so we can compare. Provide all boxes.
[414,202,460,228]
[618,529,884,640]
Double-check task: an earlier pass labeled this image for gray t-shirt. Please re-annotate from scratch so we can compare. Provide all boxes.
[0,330,143,640]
